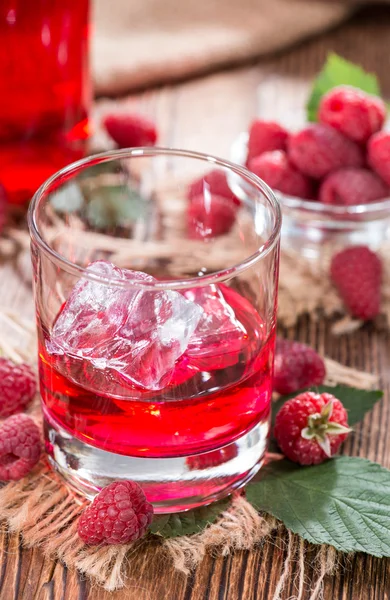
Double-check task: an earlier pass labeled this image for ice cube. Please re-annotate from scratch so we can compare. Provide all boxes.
[184,284,256,370]
[48,261,203,391]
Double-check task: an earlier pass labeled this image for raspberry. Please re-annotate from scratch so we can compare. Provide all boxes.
[246,120,289,164]
[319,168,388,206]
[0,414,41,481]
[319,86,386,143]
[0,358,36,418]
[288,123,364,179]
[248,150,313,199]
[78,480,153,546]
[187,194,237,240]
[368,131,390,186]
[187,169,240,206]
[186,444,238,470]
[103,113,158,148]
[273,338,326,395]
[330,245,382,320]
[274,392,350,465]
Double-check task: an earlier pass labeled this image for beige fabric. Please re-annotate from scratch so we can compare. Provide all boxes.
[93,0,353,95]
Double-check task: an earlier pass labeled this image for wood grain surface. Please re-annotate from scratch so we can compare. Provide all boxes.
[1,6,390,599]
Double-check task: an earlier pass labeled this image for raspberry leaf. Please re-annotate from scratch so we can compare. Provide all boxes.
[51,182,84,213]
[150,497,230,538]
[306,53,381,122]
[272,385,382,429]
[246,457,390,557]
[86,185,147,229]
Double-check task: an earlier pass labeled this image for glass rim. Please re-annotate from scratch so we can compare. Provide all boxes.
[28,147,282,291]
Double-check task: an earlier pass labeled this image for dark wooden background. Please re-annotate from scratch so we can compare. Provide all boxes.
[1,6,390,598]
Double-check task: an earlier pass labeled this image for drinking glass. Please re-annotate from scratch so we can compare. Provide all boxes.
[28,148,281,513]
[0,0,90,205]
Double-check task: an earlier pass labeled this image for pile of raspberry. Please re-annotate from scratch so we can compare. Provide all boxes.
[246,86,390,206]
[0,358,40,481]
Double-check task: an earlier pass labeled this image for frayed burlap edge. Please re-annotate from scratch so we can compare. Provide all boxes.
[164,496,343,600]
[164,496,342,599]
[0,465,133,591]
[0,472,342,598]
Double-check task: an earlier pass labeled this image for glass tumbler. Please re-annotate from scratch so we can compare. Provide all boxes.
[0,0,90,205]
[28,148,281,513]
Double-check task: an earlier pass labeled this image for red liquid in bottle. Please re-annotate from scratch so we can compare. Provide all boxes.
[0,1,90,205]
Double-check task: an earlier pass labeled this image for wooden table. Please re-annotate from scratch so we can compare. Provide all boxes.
[2,6,390,599]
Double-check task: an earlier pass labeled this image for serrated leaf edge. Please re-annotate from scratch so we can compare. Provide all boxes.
[247,457,390,557]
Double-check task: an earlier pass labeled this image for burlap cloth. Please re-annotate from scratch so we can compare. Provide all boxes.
[93,0,388,95]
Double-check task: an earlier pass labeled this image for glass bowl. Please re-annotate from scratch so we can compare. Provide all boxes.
[231,132,390,260]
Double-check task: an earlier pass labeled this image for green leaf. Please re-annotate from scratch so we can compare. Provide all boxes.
[306,53,381,121]
[86,185,147,229]
[150,497,230,538]
[51,182,85,213]
[272,385,382,430]
[246,457,390,557]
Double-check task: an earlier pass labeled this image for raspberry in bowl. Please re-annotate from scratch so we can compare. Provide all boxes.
[231,86,390,259]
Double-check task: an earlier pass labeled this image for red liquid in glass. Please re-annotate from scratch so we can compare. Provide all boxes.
[38,288,275,459]
[0,1,90,205]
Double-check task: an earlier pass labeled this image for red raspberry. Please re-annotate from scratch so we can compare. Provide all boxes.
[248,150,313,199]
[368,131,390,186]
[78,480,153,546]
[103,113,158,148]
[246,120,289,164]
[0,414,41,481]
[319,168,388,206]
[288,123,364,179]
[186,444,238,470]
[187,194,237,240]
[187,169,240,206]
[330,245,382,320]
[274,392,350,465]
[273,338,326,395]
[0,358,36,418]
[319,86,386,143]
